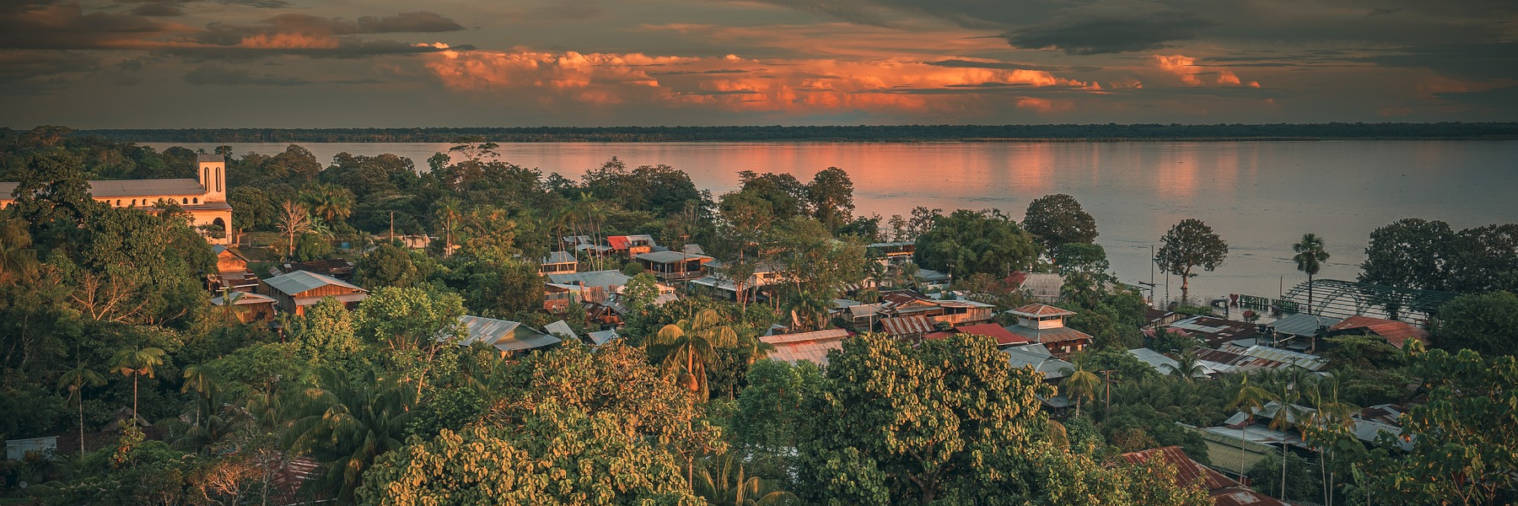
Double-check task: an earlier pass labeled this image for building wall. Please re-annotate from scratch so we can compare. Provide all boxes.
[0,159,233,245]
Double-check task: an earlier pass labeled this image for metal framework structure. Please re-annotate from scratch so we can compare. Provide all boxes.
[1280,279,1455,324]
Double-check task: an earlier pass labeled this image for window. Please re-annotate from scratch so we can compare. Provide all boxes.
[203,167,209,187]
[182,198,189,204]
[215,167,222,192]
[115,200,121,206]
[131,199,137,207]
[193,198,199,204]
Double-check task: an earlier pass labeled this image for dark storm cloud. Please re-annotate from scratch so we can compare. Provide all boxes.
[924,59,1057,72]
[130,2,183,16]
[0,1,177,50]
[195,11,464,45]
[1002,13,1208,54]
[1357,43,1518,80]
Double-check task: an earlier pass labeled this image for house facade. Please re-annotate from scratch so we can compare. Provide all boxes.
[0,153,233,245]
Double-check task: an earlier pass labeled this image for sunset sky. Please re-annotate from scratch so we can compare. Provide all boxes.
[3,0,1515,127]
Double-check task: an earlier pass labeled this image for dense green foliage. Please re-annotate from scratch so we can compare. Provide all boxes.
[2,128,1515,504]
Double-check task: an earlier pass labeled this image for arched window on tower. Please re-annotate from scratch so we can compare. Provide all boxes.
[215,167,222,192]
[204,167,210,188]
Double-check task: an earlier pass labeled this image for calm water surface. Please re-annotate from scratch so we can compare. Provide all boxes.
[149,141,1518,304]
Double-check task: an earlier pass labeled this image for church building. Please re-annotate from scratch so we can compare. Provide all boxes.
[0,153,234,245]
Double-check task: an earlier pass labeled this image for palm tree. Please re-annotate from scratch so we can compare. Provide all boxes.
[110,346,166,427]
[58,362,105,457]
[303,184,354,225]
[433,197,463,256]
[695,453,795,505]
[1170,351,1205,381]
[1228,375,1273,481]
[182,365,216,427]
[786,289,831,332]
[1292,233,1330,314]
[1062,363,1100,417]
[1267,380,1302,502]
[284,368,415,503]
[277,200,312,258]
[654,309,739,399]
[1307,383,1357,506]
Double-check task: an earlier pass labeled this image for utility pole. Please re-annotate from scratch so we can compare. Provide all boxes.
[389,211,395,244]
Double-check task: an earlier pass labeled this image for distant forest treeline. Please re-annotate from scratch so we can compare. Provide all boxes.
[71,122,1518,143]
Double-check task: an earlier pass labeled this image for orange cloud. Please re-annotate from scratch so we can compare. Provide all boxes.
[1154,54,1260,88]
[239,33,340,49]
[421,46,1099,113]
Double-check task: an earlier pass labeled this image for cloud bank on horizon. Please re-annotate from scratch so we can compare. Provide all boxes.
[1,0,1514,127]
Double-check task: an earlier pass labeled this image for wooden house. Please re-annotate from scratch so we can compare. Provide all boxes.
[258,270,368,316]
[208,246,259,293]
[635,250,714,281]
[1003,303,1093,358]
[211,291,277,323]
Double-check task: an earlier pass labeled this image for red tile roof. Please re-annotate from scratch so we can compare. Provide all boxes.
[1329,315,1430,349]
[606,235,631,250]
[922,323,1031,346]
[1011,303,1075,317]
[1119,446,1236,491]
[1118,446,1285,505]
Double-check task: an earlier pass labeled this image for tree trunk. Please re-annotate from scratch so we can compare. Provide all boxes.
[1239,418,1248,482]
[78,393,86,457]
[1180,272,1191,305]
[1280,442,1288,501]
[1305,273,1317,313]
[132,374,139,427]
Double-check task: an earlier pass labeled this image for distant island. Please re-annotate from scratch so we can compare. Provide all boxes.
[73,122,1518,143]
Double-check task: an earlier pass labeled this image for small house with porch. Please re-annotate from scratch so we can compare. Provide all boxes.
[607,234,656,258]
[208,246,260,293]
[635,250,714,281]
[1003,303,1093,358]
[539,251,578,275]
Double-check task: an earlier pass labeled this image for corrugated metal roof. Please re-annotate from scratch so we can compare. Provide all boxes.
[1118,446,1239,493]
[211,292,276,306]
[635,250,713,263]
[1268,313,1342,337]
[880,315,935,337]
[454,315,561,352]
[1004,324,1092,344]
[1330,315,1430,348]
[762,329,849,365]
[548,270,630,289]
[263,270,365,296]
[587,329,620,346]
[544,320,579,341]
[541,251,576,264]
[1,178,210,200]
[1003,344,1072,380]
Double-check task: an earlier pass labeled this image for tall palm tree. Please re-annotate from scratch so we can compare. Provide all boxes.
[277,200,312,258]
[1062,363,1101,417]
[58,362,105,457]
[1267,381,1302,502]
[654,309,739,399]
[1229,375,1272,481]
[433,197,463,256]
[1292,234,1330,314]
[695,452,795,505]
[110,346,166,427]
[284,368,415,503]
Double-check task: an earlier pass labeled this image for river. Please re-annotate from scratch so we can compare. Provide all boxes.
[147,140,1518,305]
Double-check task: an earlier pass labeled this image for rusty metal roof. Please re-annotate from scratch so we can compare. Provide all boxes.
[762,328,850,365]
